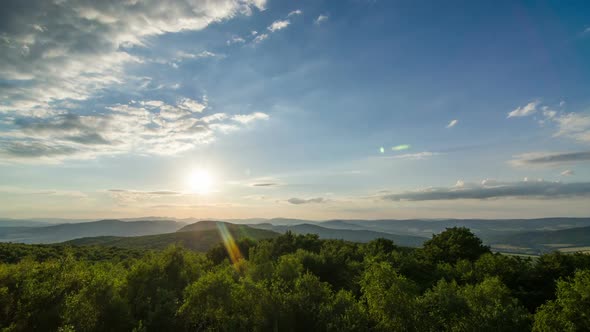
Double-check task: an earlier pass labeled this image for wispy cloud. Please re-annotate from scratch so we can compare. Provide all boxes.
[511,151,590,166]
[389,152,439,160]
[232,112,270,124]
[251,182,280,187]
[315,14,329,25]
[382,179,590,201]
[287,9,303,17]
[552,112,590,143]
[507,101,539,118]
[287,197,328,205]
[227,36,246,45]
[268,19,290,32]
[561,170,574,176]
[253,33,269,43]
[446,119,458,128]
[0,0,266,116]
[0,98,269,162]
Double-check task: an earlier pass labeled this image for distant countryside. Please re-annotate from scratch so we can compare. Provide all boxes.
[1,218,590,331]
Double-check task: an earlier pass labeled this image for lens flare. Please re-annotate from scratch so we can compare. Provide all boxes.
[392,144,410,151]
[217,223,243,267]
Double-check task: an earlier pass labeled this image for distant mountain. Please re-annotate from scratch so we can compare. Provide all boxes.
[490,225,590,254]
[0,218,57,228]
[0,219,185,244]
[249,223,427,247]
[64,223,279,251]
[177,220,225,232]
[315,218,590,239]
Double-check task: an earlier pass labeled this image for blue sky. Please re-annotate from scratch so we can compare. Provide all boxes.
[1,0,590,219]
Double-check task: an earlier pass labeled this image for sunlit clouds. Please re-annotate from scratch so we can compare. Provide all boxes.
[0,98,269,162]
[446,119,458,128]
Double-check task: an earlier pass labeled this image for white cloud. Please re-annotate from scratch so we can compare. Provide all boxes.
[287,9,303,17]
[507,101,539,118]
[176,50,219,59]
[446,119,458,128]
[227,36,246,45]
[561,170,574,176]
[0,99,270,162]
[253,33,269,43]
[232,112,269,124]
[268,19,290,32]
[315,14,329,25]
[389,152,439,160]
[552,112,590,143]
[0,0,266,116]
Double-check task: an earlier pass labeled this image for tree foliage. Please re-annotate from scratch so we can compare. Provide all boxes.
[0,228,588,331]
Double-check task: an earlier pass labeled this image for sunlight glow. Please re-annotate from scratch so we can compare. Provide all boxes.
[188,169,214,194]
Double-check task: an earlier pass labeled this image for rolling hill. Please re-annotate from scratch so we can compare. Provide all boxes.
[249,223,428,247]
[63,222,279,251]
[490,225,590,254]
[0,219,186,244]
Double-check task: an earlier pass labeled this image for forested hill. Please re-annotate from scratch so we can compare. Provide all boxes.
[490,225,590,253]
[1,227,589,331]
[0,219,185,243]
[64,223,278,251]
[249,223,427,247]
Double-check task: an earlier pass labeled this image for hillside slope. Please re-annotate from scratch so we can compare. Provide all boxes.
[490,225,590,254]
[249,223,427,247]
[0,219,185,244]
[64,223,279,251]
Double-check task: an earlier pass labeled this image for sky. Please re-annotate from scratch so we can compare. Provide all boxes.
[1,0,590,220]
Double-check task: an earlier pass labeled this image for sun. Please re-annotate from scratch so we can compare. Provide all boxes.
[188,169,214,194]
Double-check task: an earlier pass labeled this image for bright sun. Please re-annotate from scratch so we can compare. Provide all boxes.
[188,169,214,194]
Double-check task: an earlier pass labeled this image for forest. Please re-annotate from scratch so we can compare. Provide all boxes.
[1,227,589,332]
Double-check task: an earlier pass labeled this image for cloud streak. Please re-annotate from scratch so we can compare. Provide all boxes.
[287,197,327,205]
[382,179,590,201]
[507,101,539,118]
[511,151,590,166]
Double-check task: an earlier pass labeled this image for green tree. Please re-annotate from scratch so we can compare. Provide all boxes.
[360,262,420,331]
[421,227,490,264]
[533,269,590,332]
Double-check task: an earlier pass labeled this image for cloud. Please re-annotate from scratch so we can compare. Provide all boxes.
[561,170,574,176]
[507,101,539,118]
[510,100,590,145]
[227,36,246,45]
[287,9,303,17]
[232,112,269,124]
[0,98,269,161]
[315,14,329,25]
[446,119,458,128]
[251,183,280,187]
[511,151,590,166]
[382,179,590,201]
[0,0,266,116]
[268,20,290,32]
[552,112,590,143]
[389,152,439,160]
[287,197,327,205]
[253,33,269,43]
[175,50,220,60]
